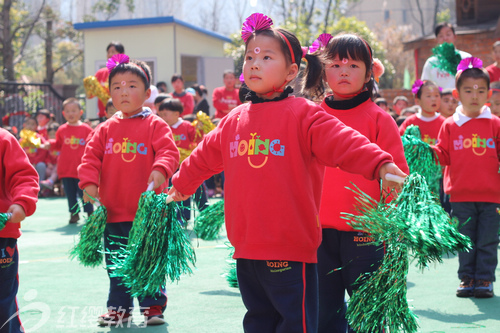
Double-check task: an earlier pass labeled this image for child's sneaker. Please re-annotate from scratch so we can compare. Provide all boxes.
[456,275,475,297]
[143,305,165,326]
[97,310,131,326]
[40,179,54,190]
[474,280,494,298]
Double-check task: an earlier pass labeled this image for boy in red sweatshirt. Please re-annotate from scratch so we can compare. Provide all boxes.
[78,56,179,326]
[433,57,500,298]
[212,70,241,119]
[0,129,39,333]
[49,98,94,224]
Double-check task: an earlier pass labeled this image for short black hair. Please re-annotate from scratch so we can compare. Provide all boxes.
[158,98,184,113]
[154,93,170,105]
[171,74,184,83]
[456,68,490,90]
[107,41,125,54]
[435,23,455,37]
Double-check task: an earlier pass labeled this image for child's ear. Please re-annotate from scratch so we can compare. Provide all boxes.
[452,89,459,100]
[286,63,299,82]
[145,88,152,100]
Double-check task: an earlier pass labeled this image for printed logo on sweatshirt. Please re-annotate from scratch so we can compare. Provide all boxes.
[422,134,437,145]
[64,135,86,149]
[104,137,148,162]
[453,134,496,156]
[229,133,285,168]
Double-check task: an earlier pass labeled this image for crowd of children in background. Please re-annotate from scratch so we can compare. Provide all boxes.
[2,13,500,332]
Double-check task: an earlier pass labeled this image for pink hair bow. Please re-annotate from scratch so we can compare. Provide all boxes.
[308,33,332,54]
[106,54,130,73]
[412,79,424,94]
[241,13,273,42]
[457,57,483,72]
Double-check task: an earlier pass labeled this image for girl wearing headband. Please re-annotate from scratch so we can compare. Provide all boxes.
[79,54,179,326]
[168,14,406,332]
[302,32,409,333]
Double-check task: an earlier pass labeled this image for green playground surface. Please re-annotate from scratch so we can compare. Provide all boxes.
[14,197,500,332]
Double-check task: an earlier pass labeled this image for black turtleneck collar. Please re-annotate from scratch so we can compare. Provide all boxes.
[324,90,371,110]
[246,86,294,104]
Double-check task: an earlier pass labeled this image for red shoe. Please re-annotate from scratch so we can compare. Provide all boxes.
[97,310,131,326]
[143,305,165,326]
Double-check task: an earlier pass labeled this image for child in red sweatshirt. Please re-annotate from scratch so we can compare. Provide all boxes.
[78,55,179,326]
[0,129,39,333]
[49,98,93,223]
[433,57,500,298]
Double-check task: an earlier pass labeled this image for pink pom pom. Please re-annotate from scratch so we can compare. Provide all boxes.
[308,33,332,54]
[457,57,483,72]
[106,54,130,73]
[372,58,385,82]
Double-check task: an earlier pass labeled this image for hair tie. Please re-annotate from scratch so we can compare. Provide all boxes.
[308,33,332,54]
[457,57,483,72]
[241,13,273,42]
[301,47,308,59]
[107,53,149,82]
[412,79,425,94]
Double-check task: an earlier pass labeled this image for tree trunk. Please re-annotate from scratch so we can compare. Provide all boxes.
[1,0,15,81]
[45,19,53,83]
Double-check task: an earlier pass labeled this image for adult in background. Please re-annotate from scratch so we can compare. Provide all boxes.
[421,23,471,89]
[93,42,125,120]
[212,70,241,119]
[486,41,500,83]
[191,84,210,116]
[170,74,194,117]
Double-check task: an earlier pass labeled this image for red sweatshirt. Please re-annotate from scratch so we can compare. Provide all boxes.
[78,113,179,223]
[170,119,199,150]
[399,113,445,145]
[51,123,93,179]
[212,86,241,119]
[171,91,194,117]
[0,129,39,239]
[95,67,109,118]
[20,131,48,165]
[433,106,500,203]
[320,93,409,231]
[172,96,394,263]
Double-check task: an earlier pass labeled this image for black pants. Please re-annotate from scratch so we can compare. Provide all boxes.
[0,238,23,333]
[317,229,384,333]
[62,177,93,215]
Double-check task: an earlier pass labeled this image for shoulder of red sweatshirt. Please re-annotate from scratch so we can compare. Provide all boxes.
[0,129,39,239]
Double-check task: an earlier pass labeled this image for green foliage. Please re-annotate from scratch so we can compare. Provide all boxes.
[436,8,451,24]
[23,89,45,114]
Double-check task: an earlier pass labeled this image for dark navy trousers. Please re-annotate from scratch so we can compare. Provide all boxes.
[62,177,93,215]
[317,229,384,333]
[104,222,167,314]
[0,238,23,333]
[237,258,318,333]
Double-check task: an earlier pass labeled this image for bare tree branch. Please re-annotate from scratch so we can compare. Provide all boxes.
[52,50,84,74]
[13,0,46,65]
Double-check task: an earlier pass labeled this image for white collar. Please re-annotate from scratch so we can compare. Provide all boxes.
[416,112,440,122]
[453,105,491,127]
[171,118,184,129]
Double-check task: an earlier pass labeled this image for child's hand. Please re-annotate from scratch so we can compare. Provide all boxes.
[83,185,99,203]
[7,204,26,224]
[379,162,407,193]
[167,186,190,201]
[147,170,166,191]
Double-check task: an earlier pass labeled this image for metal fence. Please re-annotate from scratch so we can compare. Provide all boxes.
[0,82,65,132]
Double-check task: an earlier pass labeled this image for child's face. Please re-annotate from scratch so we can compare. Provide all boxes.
[456,78,490,116]
[393,100,408,114]
[440,94,458,117]
[48,129,57,139]
[24,119,37,131]
[63,103,83,124]
[493,46,500,63]
[36,114,50,127]
[105,105,117,119]
[324,56,370,101]
[110,72,151,117]
[489,93,500,116]
[415,85,441,115]
[158,109,179,126]
[223,73,236,90]
[243,35,298,99]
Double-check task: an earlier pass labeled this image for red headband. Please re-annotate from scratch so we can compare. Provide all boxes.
[277,31,296,64]
[360,38,372,59]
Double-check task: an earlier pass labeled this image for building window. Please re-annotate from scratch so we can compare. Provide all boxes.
[384,10,390,21]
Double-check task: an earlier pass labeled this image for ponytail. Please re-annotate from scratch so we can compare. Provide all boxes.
[301,53,325,100]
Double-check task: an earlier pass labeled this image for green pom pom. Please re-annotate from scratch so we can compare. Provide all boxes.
[69,205,107,267]
[110,191,196,298]
[402,125,442,195]
[194,200,225,240]
[0,213,10,231]
[431,42,462,76]
[344,174,472,332]
[222,243,238,288]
